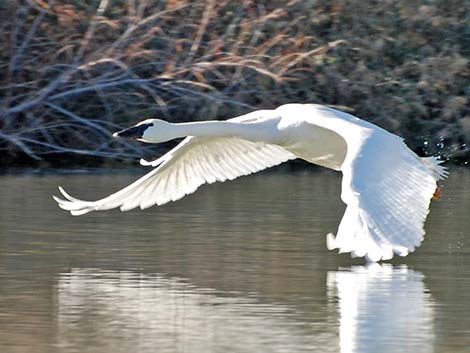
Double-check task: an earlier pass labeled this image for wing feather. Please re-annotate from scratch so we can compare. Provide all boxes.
[54,135,296,215]
[308,106,447,261]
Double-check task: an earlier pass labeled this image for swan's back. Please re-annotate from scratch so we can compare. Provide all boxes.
[276,108,348,170]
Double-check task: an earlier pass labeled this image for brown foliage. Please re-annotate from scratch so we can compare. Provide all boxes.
[0,0,468,167]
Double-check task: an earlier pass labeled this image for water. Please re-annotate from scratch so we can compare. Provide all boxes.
[0,169,469,353]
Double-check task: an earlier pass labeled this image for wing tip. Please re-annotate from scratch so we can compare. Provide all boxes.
[52,185,95,215]
[326,232,417,263]
[140,156,165,167]
[421,156,449,180]
[70,209,92,216]
[58,186,81,202]
[140,158,151,166]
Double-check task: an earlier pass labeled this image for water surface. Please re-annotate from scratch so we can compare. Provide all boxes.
[0,169,469,353]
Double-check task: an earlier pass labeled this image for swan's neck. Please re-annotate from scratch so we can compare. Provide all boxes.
[166,120,270,142]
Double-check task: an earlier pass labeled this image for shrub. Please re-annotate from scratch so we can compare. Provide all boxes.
[0,0,468,167]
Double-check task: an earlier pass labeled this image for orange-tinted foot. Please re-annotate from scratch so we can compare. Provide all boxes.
[432,186,442,200]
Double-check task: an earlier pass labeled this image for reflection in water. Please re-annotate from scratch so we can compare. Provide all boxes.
[57,269,336,353]
[327,264,434,353]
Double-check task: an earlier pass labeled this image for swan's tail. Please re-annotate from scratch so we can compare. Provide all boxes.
[421,156,448,181]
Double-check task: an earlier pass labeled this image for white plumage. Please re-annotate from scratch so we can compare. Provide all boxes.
[54,104,447,262]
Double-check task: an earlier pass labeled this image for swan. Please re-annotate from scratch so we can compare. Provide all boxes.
[53,104,447,262]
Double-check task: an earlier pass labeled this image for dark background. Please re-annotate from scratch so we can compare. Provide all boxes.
[1,0,468,168]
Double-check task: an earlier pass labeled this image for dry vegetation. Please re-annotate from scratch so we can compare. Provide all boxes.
[0,0,468,168]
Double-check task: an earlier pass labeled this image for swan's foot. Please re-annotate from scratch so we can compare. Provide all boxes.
[432,185,442,200]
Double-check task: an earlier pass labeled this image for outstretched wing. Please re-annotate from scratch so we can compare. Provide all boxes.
[306,105,447,261]
[54,132,296,216]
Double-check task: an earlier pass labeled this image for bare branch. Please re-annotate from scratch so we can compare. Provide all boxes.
[9,9,45,74]
[0,131,42,160]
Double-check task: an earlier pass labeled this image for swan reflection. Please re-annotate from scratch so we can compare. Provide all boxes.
[327,264,434,353]
[56,269,336,353]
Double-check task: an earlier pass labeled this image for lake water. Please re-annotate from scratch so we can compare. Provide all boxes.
[0,168,469,353]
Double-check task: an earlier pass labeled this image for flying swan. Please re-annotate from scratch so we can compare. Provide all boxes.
[54,104,447,262]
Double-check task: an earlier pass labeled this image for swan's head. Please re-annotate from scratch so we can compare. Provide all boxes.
[113,119,172,143]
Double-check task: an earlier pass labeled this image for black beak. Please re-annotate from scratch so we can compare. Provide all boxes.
[113,123,153,139]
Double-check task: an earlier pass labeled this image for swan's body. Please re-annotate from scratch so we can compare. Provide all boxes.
[54,104,447,262]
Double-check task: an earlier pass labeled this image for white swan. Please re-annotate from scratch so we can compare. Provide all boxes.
[54,104,447,262]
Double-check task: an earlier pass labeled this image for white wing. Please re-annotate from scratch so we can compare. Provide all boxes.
[306,105,447,261]
[54,115,296,216]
